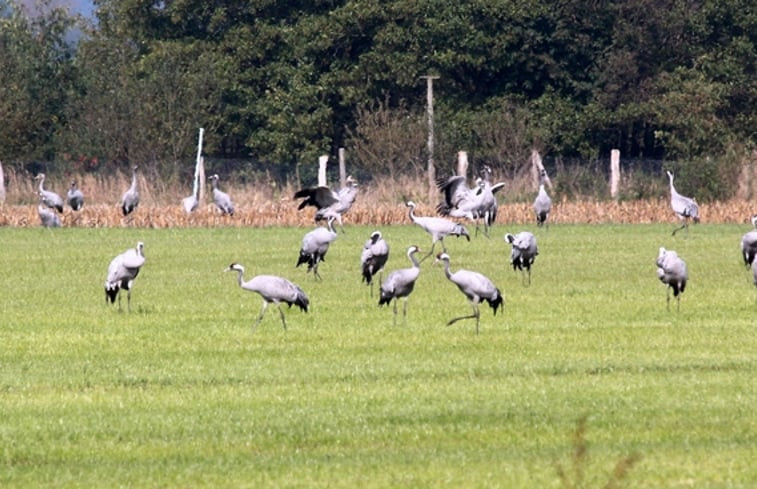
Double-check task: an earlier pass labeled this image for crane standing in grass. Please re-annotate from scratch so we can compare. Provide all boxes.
[121,165,140,216]
[209,174,234,215]
[35,173,64,213]
[435,252,504,334]
[296,216,338,280]
[66,181,84,211]
[656,247,688,311]
[505,231,538,285]
[533,170,552,228]
[379,245,421,325]
[740,215,757,268]
[225,262,309,330]
[105,241,146,312]
[406,200,469,262]
[666,170,699,236]
[361,230,389,296]
[37,193,61,227]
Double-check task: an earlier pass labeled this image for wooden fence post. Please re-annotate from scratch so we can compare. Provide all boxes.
[531,150,552,189]
[456,151,468,177]
[610,149,620,200]
[338,147,346,189]
[0,161,5,204]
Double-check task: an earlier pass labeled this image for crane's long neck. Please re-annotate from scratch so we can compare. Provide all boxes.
[409,251,420,268]
[211,179,219,191]
[38,177,45,192]
[130,170,138,191]
[407,204,416,223]
[441,259,453,280]
[233,268,245,287]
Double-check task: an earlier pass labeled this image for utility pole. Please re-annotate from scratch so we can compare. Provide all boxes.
[421,75,439,203]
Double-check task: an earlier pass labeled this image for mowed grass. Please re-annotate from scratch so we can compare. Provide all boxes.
[0,222,755,488]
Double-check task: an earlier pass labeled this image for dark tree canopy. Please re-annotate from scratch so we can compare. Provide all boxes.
[0,0,754,191]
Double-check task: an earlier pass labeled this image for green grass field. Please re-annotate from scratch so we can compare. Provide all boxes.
[1,223,755,488]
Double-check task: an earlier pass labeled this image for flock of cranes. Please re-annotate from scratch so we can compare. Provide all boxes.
[33,166,236,226]
[26,163,753,328]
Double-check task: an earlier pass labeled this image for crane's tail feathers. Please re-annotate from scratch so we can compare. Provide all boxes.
[486,290,504,315]
[296,250,312,268]
[294,290,309,312]
[105,285,119,304]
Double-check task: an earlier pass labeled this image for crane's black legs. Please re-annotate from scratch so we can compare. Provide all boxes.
[671,221,689,237]
[392,300,398,326]
[253,302,269,331]
[419,242,437,263]
[277,305,287,330]
[447,304,481,334]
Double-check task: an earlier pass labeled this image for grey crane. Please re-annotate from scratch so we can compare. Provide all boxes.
[361,230,390,296]
[406,200,469,262]
[105,241,145,312]
[666,170,699,236]
[66,181,84,211]
[477,165,506,235]
[436,167,504,237]
[378,245,422,325]
[34,173,64,213]
[740,215,757,268]
[533,170,552,227]
[505,231,538,285]
[296,216,338,280]
[294,176,358,232]
[435,252,504,334]
[209,174,234,215]
[656,247,688,311]
[37,193,61,228]
[225,262,309,330]
[121,165,140,216]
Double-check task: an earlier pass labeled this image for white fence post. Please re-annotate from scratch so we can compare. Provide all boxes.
[610,149,620,200]
[318,155,328,187]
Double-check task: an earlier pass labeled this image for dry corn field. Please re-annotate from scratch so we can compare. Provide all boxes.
[3,170,755,227]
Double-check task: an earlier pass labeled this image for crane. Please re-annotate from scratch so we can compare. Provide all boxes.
[225,262,309,330]
[533,170,552,227]
[296,216,338,280]
[740,215,757,268]
[477,165,506,235]
[294,176,358,233]
[209,174,234,215]
[105,241,145,312]
[435,252,504,334]
[66,181,84,211]
[121,165,140,216]
[406,200,469,262]
[37,193,61,227]
[436,166,504,237]
[505,231,538,285]
[656,247,688,311]
[666,170,699,236]
[378,245,421,325]
[361,230,389,296]
[34,173,63,213]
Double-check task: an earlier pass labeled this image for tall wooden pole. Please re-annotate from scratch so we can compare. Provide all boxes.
[421,75,439,203]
